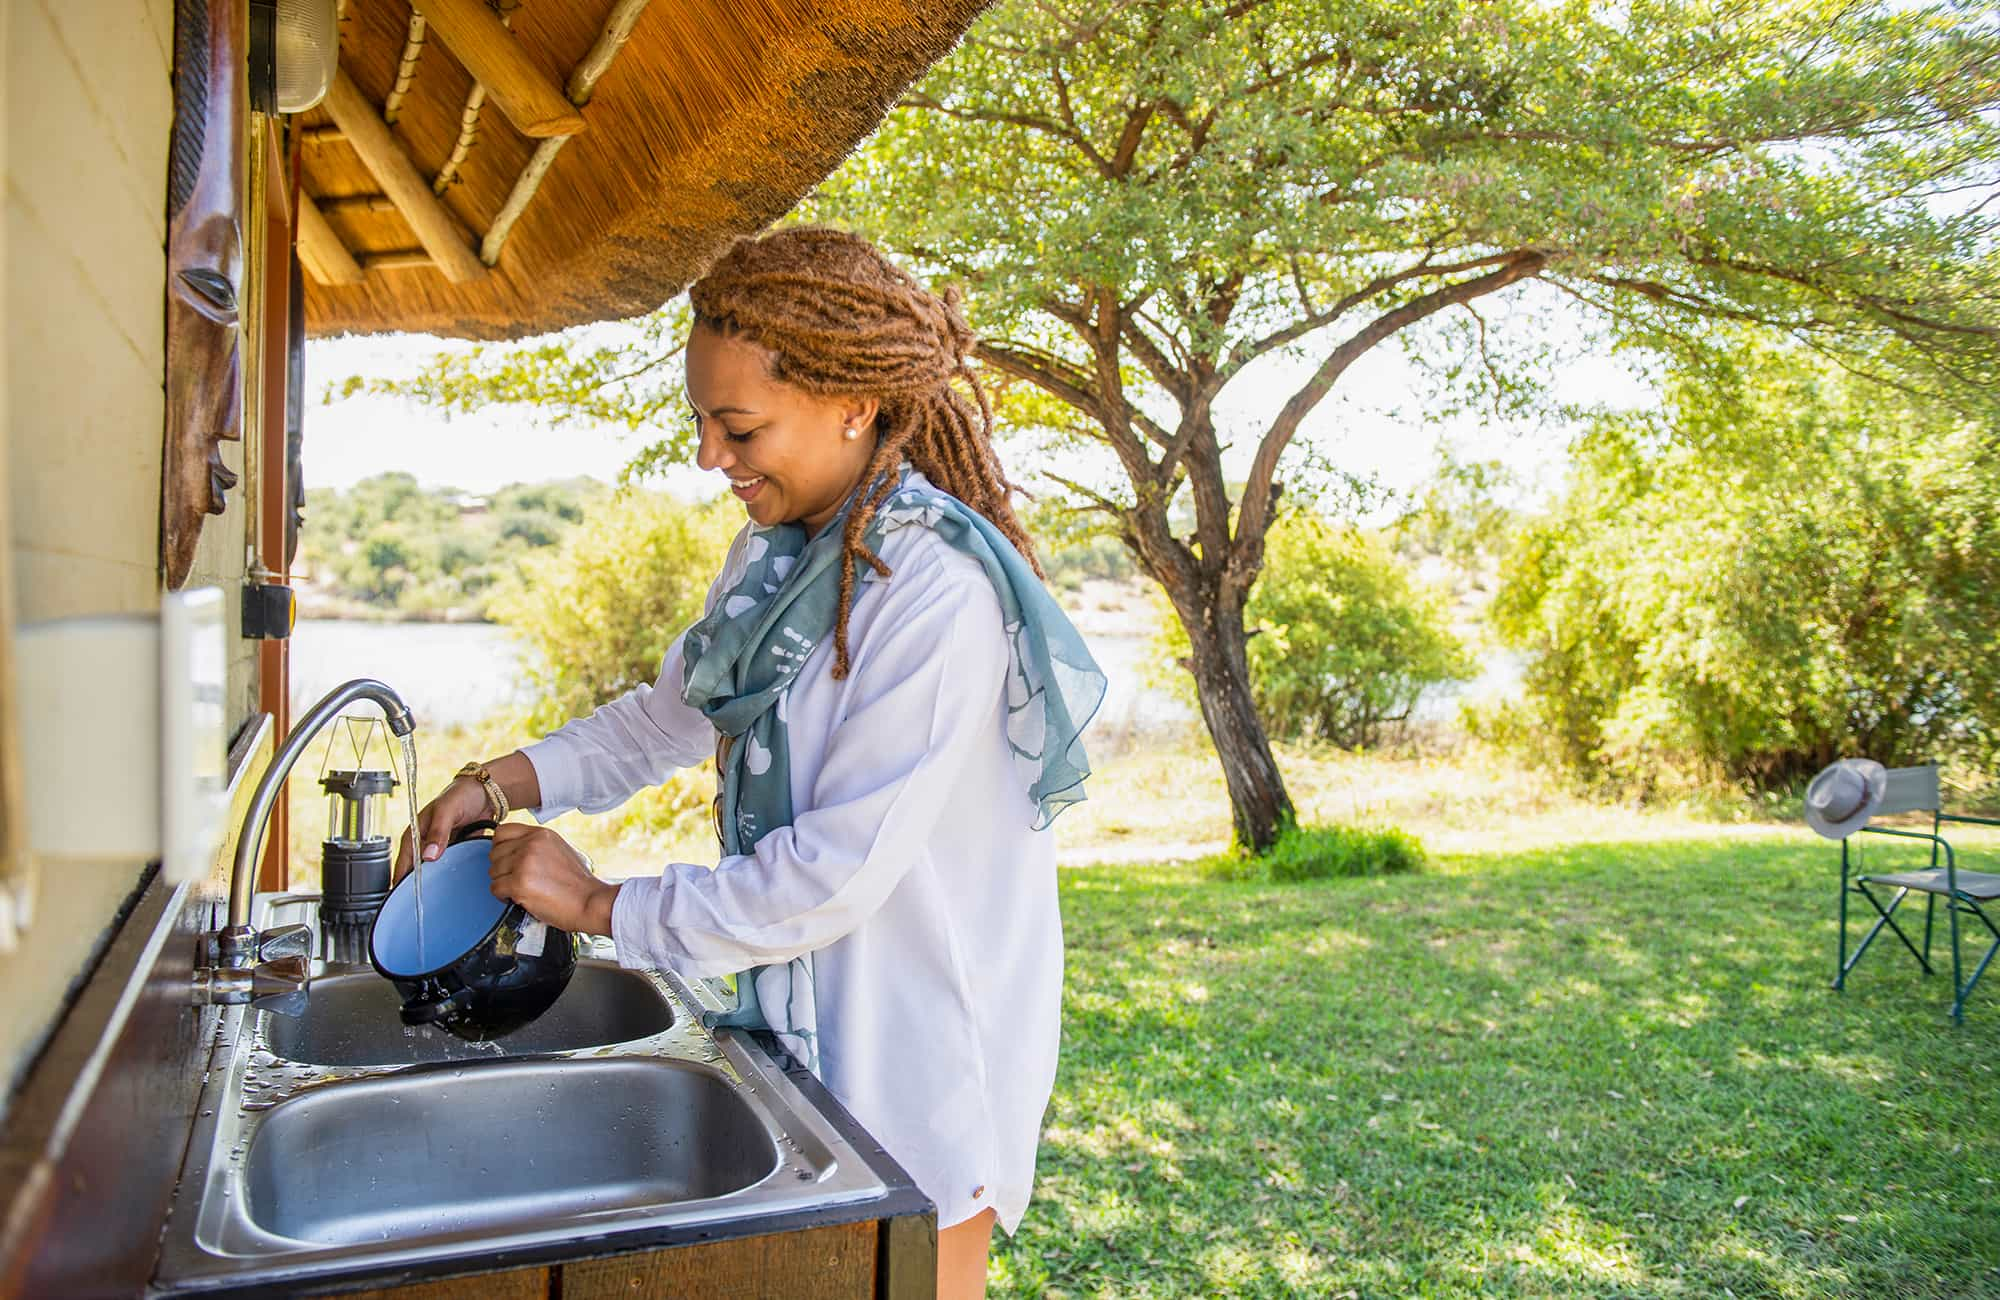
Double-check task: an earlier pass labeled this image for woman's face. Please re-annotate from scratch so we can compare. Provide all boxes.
[686,324,879,535]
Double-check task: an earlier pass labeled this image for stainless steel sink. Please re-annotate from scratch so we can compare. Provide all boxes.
[243,1058,778,1245]
[154,893,898,1293]
[260,962,675,1066]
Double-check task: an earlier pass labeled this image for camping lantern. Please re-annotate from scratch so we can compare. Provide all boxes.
[317,717,401,964]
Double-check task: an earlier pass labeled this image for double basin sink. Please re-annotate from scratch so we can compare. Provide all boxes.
[155,895,895,1293]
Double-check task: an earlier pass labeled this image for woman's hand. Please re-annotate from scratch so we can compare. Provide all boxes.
[487,823,621,937]
[395,752,546,882]
[393,775,489,883]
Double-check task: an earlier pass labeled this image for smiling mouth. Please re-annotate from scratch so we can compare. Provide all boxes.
[728,475,766,502]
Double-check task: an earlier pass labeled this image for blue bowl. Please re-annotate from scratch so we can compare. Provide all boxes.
[369,821,576,1041]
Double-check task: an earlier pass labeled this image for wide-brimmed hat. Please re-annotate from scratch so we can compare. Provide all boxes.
[1804,758,1889,839]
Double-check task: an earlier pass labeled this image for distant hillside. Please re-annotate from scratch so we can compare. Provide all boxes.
[297,473,609,621]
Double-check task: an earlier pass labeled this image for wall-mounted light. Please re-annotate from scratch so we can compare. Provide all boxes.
[249,0,340,114]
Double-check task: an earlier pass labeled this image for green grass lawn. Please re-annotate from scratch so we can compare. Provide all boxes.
[995,836,2000,1298]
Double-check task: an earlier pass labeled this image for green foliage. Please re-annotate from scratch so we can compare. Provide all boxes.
[1491,343,2000,792]
[819,0,1999,848]
[812,0,1999,471]
[1041,532,1134,591]
[1013,489,1140,590]
[1199,821,1426,883]
[1392,449,1519,578]
[1158,514,1474,748]
[299,474,606,619]
[334,307,696,434]
[491,491,739,731]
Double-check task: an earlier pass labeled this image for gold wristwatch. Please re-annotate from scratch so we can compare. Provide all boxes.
[456,760,510,821]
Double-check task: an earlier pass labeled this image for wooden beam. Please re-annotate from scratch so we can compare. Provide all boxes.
[481,137,564,265]
[319,194,397,218]
[411,0,587,138]
[481,0,653,265]
[320,70,484,282]
[358,250,436,271]
[568,0,656,106]
[295,193,364,285]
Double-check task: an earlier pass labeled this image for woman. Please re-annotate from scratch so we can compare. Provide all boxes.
[398,227,1104,1299]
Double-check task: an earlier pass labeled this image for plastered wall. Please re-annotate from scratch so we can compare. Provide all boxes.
[0,0,260,1100]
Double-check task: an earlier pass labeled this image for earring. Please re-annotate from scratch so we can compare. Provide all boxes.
[843,426,859,441]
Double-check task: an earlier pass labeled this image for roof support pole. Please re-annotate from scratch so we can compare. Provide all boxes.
[480,0,654,266]
[321,70,486,283]
[296,193,365,285]
[410,0,587,138]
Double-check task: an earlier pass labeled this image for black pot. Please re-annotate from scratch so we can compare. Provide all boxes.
[368,820,577,1041]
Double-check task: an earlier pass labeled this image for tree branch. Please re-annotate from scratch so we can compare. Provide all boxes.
[973,340,1105,418]
[1108,102,1155,176]
[1038,469,1129,517]
[1223,251,1523,377]
[900,91,1103,171]
[1233,251,1549,582]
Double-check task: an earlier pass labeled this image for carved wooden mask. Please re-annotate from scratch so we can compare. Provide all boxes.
[163,0,247,589]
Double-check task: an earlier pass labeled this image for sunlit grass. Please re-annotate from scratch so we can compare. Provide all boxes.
[1060,728,1807,863]
[994,836,2000,1297]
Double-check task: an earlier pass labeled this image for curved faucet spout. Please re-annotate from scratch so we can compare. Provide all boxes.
[225,679,415,955]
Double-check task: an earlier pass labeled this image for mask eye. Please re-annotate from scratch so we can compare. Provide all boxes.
[179,268,237,314]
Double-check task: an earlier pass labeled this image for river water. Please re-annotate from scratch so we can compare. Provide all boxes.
[290,619,530,728]
[290,617,1515,742]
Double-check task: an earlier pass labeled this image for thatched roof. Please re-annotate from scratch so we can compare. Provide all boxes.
[300,0,989,340]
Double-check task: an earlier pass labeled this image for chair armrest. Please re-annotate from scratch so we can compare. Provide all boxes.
[1939,812,2000,830]
[1859,825,1958,876]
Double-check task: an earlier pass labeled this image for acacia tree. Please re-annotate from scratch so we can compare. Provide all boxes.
[799,0,2000,847]
[361,0,1999,850]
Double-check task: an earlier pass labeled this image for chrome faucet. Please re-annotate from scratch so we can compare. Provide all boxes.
[193,679,416,1010]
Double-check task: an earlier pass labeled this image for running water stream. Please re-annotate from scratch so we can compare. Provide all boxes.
[400,733,426,969]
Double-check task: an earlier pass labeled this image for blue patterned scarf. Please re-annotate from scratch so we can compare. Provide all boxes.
[677,467,1106,1071]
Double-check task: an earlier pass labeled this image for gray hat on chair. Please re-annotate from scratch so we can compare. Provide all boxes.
[1805,758,1889,839]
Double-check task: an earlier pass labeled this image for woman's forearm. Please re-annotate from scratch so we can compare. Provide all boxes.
[486,749,543,813]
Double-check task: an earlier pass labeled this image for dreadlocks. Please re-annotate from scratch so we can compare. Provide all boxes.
[688,226,1042,679]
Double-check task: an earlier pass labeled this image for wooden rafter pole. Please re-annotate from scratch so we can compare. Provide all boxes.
[296,193,365,285]
[411,0,586,138]
[481,0,652,266]
[382,12,429,124]
[359,250,437,270]
[321,69,485,282]
[320,195,398,217]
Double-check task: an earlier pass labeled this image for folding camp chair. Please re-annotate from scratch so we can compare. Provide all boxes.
[1835,763,2000,1022]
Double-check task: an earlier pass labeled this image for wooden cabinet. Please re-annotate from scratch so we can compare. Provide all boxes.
[324,1267,549,1300]
[304,1214,934,1300]
[563,1222,876,1298]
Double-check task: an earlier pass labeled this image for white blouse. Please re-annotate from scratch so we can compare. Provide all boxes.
[521,506,1064,1237]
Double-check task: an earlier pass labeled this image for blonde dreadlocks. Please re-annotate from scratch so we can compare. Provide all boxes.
[688,226,1042,679]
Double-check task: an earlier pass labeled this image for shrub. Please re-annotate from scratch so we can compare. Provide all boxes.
[1201,822,1426,883]
[1493,345,2000,792]
[491,491,739,731]
[1043,533,1134,592]
[1155,512,1474,748]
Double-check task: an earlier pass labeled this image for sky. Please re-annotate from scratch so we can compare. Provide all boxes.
[301,282,1654,524]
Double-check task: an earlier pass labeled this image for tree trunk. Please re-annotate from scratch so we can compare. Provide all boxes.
[1175,592,1295,853]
